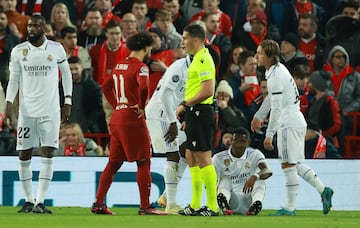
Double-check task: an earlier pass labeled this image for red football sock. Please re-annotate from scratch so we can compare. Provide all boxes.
[95,161,122,204]
[137,159,151,209]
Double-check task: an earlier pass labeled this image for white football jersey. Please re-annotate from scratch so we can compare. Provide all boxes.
[255,63,307,137]
[212,147,266,193]
[146,56,190,123]
[6,38,72,117]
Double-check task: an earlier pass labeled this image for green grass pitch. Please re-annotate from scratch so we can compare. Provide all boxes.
[0,207,359,228]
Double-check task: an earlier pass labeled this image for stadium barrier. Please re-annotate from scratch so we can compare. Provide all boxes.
[0,157,359,210]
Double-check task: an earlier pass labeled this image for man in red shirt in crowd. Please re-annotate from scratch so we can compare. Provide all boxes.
[91,31,167,215]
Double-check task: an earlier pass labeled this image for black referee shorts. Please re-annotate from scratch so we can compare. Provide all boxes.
[185,104,215,152]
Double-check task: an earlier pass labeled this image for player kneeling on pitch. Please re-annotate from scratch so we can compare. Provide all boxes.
[212,127,272,215]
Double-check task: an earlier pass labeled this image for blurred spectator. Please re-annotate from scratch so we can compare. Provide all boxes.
[189,0,232,38]
[146,27,174,97]
[0,8,20,92]
[63,123,103,156]
[305,120,341,159]
[1,0,29,40]
[44,22,55,40]
[307,70,342,147]
[219,0,247,30]
[212,128,232,155]
[289,58,311,115]
[60,26,92,75]
[0,81,16,156]
[324,45,360,138]
[265,0,289,35]
[56,0,86,28]
[131,0,152,32]
[325,15,360,71]
[213,80,246,150]
[180,0,203,22]
[90,20,130,85]
[228,50,261,127]
[49,2,75,43]
[163,0,188,34]
[120,12,138,45]
[280,33,306,70]
[16,0,55,21]
[112,0,133,18]
[203,12,232,79]
[242,0,266,33]
[221,45,247,81]
[95,0,121,28]
[248,77,277,158]
[78,7,105,49]
[297,13,326,73]
[282,0,326,37]
[152,9,182,50]
[341,0,359,18]
[60,56,103,133]
[233,10,279,52]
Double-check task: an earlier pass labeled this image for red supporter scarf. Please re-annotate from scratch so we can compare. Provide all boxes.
[249,27,267,46]
[21,0,42,15]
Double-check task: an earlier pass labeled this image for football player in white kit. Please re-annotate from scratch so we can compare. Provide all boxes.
[145,56,191,214]
[251,39,334,216]
[5,15,73,214]
[213,127,272,215]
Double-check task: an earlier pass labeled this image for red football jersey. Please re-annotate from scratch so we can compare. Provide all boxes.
[102,57,150,127]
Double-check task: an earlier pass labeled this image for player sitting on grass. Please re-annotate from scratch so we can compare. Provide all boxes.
[212,127,272,215]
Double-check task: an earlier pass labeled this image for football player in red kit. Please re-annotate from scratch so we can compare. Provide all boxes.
[91,31,167,215]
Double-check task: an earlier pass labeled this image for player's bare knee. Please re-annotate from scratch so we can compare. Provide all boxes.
[39,147,55,158]
[166,151,180,162]
[19,149,33,161]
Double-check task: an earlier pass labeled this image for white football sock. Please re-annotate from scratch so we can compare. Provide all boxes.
[35,157,53,205]
[297,163,325,194]
[176,157,187,182]
[19,160,34,204]
[164,161,178,207]
[251,180,266,203]
[284,166,298,211]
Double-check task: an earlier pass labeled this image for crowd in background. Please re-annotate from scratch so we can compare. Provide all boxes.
[0,0,360,158]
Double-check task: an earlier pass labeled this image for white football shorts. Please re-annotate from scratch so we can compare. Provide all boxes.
[146,118,186,154]
[277,127,306,164]
[16,111,61,150]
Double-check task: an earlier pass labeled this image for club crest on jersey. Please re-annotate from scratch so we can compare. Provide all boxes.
[139,66,149,76]
[172,75,180,83]
[245,161,250,169]
[47,55,53,62]
[22,49,28,61]
[223,159,230,167]
[22,49,28,56]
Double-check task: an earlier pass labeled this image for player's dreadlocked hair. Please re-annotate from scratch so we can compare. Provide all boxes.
[126,31,154,51]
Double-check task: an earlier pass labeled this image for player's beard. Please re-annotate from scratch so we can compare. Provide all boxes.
[28,33,43,44]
